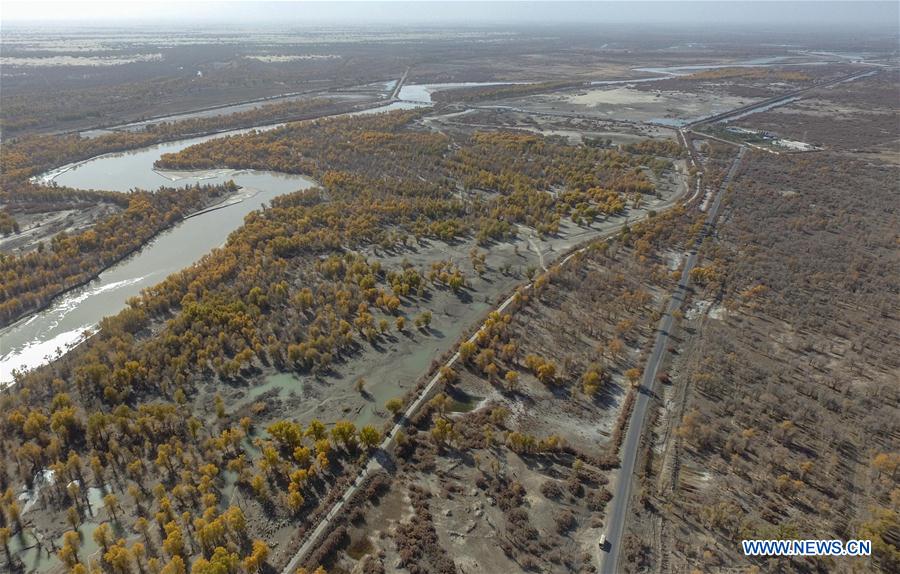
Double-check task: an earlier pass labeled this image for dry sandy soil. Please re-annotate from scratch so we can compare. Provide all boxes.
[0,204,122,254]
[488,86,758,126]
[425,108,673,145]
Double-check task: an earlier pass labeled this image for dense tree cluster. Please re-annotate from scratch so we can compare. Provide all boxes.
[0,182,235,327]
[0,97,349,187]
[0,107,684,573]
[0,209,19,236]
[155,111,663,239]
[0,95,373,327]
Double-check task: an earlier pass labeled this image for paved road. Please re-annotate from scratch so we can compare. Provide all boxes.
[279,183,693,574]
[600,147,745,574]
[389,67,410,101]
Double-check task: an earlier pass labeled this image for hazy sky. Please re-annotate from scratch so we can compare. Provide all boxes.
[3,0,899,28]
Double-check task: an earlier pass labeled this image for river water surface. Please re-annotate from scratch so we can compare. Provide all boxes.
[0,171,316,383]
[0,82,499,384]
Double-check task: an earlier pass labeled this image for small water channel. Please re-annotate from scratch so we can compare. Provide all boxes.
[397,82,515,103]
[10,475,112,573]
[632,58,830,76]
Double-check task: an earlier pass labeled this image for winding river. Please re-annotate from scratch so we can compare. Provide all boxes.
[1,167,317,384]
[0,83,498,384]
[1,61,857,383]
